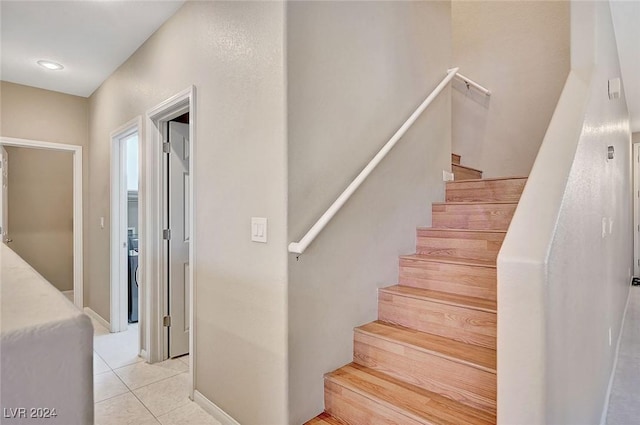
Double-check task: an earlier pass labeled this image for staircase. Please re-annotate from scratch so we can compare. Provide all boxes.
[305,154,527,425]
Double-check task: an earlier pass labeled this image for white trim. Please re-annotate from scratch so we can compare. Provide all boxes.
[110,118,142,333]
[193,391,241,425]
[633,143,640,277]
[0,137,83,310]
[83,307,110,331]
[599,282,632,425]
[143,87,196,400]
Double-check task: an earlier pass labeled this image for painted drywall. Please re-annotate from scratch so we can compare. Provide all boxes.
[0,82,89,298]
[87,2,287,424]
[4,147,73,291]
[287,1,451,422]
[452,1,570,178]
[498,1,632,423]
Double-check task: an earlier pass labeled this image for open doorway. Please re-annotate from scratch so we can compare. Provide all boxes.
[110,119,141,338]
[144,87,195,398]
[0,137,83,308]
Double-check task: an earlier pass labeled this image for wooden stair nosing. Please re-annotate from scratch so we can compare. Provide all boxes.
[304,412,350,425]
[399,254,497,269]
[379,285,496,313]
[325,363,496,425]
[416,227,507,234]
[355,321,496,373]
[451,163,483,174]
[433,201,518,206]
[446,176,527,184]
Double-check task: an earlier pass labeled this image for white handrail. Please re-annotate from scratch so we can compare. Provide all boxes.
[288,67,459,255]
[448,69,491,96]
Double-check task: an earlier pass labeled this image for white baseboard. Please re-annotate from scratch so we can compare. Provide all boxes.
[193,390,241,425]
[83,307,110,331]
[599,282,633,425]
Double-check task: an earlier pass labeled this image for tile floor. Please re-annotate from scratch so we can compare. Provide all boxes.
[607,286,640,424]
[90,318,221,425]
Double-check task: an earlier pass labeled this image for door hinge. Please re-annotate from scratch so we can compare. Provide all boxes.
[163,142,170,154]
[163,229,171,240]
[163,315,171,327]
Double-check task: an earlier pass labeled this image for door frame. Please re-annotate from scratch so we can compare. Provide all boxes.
[634,142,640,277]
[110,118,142,333]
[144,86,196,398]
[0,137,83,308]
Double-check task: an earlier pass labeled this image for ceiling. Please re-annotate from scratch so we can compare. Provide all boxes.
[610,0,640,133]
[1,0,638,130]
[0,0,185,98]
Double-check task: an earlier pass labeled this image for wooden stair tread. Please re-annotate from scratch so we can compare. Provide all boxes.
[451,163,483,173]
[417,227,506,234]
[327,363,496,425]
[380,285,497,313]
[433,201,517,206]
[447,176,527,183]
[356,321,496,373]
[304,413,350,425]
[400,254,496,269]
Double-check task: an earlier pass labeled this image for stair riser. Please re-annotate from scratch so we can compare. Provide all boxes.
[325,380,426,425]
[446,179,526,203]
[399,259,496,302]
[452,164,482,180]
[378,292,496,349]
[432,203,516,231]
[416,230,504,262]
[451,153,461,165]
[354,332,496,414]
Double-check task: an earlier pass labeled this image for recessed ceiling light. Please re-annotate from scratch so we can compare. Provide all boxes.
[37,60,64,71]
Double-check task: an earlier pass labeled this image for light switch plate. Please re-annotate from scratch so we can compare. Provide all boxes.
[251,217,267,243]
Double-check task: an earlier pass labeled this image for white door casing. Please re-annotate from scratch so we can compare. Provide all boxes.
[0,138,83,308]
[167,121,190,358]
[1,147,8,244]
[634,143,640,277]
[110,119,141,333]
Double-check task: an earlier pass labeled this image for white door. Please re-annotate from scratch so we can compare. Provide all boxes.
[0,147,9,245]
[167,122,190,357]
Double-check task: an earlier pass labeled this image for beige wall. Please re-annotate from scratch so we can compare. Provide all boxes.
[287,1,452,422]
[0,82,88,296]
[87,2,287,424]
[4,147,73,291]
[452,1,570,177]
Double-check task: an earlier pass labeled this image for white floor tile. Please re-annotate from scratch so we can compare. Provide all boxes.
[95,392,159,425]
[177,354,190,366]
[156,401,222,425]
[114,358,188,390]
[94,326,142,370]
[134,373,190,417]
[94,370,129,403]
[607,286,640,424]
[94,352,111,375]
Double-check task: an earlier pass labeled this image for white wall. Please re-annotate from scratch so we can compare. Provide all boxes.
[498,1,632,423]
[287,1,451,422]
[88,2,287,424]
[452,1,570,178]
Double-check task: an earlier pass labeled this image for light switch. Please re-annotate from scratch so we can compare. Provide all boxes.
[251,217,267,243]
[608,78,621,100]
